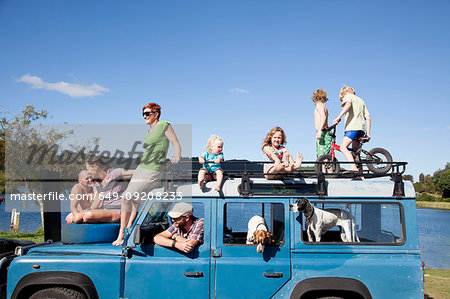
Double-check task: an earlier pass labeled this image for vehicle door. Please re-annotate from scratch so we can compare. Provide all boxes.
[123,200,211,299]
[214,198,291,299]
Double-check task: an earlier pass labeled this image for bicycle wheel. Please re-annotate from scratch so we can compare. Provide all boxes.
[366,147,393,174]
[315,154,340,174]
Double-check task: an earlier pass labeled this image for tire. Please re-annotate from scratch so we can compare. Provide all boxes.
[29,287,86,299]
[315,154,340,174]
[366,147,393,174]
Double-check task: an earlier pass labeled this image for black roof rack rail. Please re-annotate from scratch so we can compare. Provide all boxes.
[162,159,408,198]
[316,173,327,198]
[392,172,405,198]
[165,159,407,180]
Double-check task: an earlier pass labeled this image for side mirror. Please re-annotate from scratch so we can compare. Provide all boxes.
[133,224,141,245]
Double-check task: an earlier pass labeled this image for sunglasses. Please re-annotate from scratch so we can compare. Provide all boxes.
[170,216,185,222]
[142,111,154,117]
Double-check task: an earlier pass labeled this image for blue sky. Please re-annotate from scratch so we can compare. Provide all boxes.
[1,0,449,180]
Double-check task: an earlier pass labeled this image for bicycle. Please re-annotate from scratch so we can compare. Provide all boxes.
[314,124,393,174]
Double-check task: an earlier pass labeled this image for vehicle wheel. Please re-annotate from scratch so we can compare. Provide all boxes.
[29,287,86,299]
[366,147,393,174]
[315,154,340,174]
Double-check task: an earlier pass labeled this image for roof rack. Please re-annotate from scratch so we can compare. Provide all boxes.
[167,159,407,179]
[163,159,408,198]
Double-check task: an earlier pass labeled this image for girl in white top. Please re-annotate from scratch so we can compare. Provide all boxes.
[262,126,303,180]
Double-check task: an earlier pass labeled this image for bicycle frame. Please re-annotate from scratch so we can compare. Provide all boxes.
[324,125,368,168]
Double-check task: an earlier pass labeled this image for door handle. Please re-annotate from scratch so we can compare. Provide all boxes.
[263,272,283,278]
[184,272,204,277]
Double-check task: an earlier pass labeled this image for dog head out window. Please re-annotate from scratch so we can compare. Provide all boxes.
[299,201,405,245]
[223,202,285,246]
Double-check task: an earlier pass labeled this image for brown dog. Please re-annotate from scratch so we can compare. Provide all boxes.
[253,230,274,253]
[246,215,274,253]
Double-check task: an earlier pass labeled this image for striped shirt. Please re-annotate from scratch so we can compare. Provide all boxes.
[168,217,204,243]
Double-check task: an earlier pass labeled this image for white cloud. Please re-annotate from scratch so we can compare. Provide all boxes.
[228,88,250,94]
[17,74,110,98]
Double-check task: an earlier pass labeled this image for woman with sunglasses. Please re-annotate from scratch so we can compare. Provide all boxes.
[113,102,181,246]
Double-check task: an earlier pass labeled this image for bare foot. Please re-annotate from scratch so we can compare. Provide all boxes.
[65,213,73,224]
[112,230,124,246]
[215,185,221,192]
[284,163,294,172]
[112,238,124,246]
[294,153,303,169]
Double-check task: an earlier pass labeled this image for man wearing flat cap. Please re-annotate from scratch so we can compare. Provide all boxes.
[154,202,204,253]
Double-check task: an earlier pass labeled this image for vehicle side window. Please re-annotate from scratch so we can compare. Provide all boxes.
[140,202,204,245]
[300,202,405,244]
[223,202,284,246]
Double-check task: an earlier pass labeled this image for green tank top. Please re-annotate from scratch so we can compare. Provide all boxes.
[139,121,170,172]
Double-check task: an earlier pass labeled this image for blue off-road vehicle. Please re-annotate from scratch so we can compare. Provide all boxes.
[2,162,424,298]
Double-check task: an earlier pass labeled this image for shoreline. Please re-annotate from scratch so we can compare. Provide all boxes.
[416,201,450,210]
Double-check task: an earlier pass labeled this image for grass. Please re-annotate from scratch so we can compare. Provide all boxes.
[416,201,450,210]
[425,268,450,299]
[0,227,44,243]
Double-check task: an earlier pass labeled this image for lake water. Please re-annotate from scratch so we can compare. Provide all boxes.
[416,208,450,269]
[1,202,449,269]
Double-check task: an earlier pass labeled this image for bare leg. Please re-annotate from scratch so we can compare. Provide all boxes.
[340,137,358,171]
[351,140,362,171]
[198,169,206,189]
[283,152,294,172]
[83,210,121,223]
[265,162,287,180]
[113,199,140,246]
[113,199,132,246]
[283,153,292,169]
[215,169,224,191]
[293,153,303,169]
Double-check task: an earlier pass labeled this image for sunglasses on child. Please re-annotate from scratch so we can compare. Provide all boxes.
[142,111,155,117]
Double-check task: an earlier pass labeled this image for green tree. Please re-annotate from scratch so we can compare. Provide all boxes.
[419,173,425,183]
[424,174,436,193]
[413,182,424,193]
[436,169,450,198]
[2,106,51,193]
[2,104,99,193]
[1,106,50,194]
[1,105,84,226]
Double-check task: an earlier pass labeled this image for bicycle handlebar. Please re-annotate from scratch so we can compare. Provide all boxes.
[323,124,337,132]
[323,118,340,132]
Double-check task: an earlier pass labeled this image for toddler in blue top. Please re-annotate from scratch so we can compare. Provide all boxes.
[198,135,224,191]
